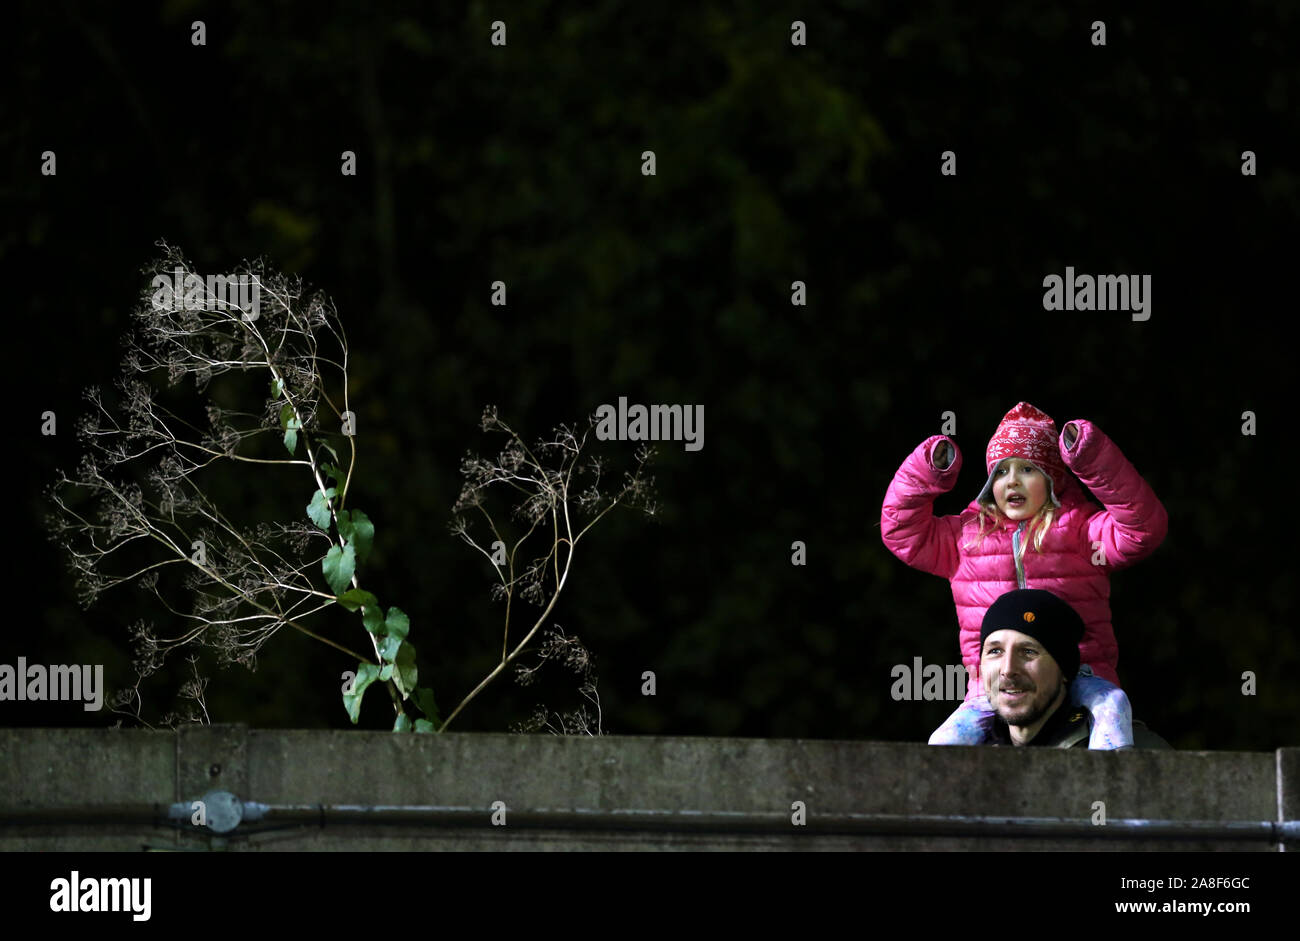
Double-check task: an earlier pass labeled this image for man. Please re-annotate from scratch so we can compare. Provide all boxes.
[978,588,1169,748]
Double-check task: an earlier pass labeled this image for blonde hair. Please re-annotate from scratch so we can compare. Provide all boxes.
[964,496,1056,561]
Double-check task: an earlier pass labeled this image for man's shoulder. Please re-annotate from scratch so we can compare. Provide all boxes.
[988,703,1174,749]
[1130,720,1173,749]
[1040,707,1091,748]
[1049,714,1174,749]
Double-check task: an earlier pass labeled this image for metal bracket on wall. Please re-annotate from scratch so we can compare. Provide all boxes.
[168,790,269,834]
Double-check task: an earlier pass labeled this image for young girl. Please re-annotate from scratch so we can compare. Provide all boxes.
[881,402,1168,748]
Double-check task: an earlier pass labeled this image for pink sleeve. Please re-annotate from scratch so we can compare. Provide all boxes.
[1061,420,1168,569]
[881,436,964,579]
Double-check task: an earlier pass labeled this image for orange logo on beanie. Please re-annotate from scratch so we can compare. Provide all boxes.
[1023,611,1036,623]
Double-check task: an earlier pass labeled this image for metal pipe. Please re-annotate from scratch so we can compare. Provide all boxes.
[3,803,1297,844]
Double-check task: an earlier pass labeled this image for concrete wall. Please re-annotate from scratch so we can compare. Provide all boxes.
[1,728,1294,851]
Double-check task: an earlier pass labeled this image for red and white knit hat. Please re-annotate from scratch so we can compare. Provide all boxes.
[975,402,1068,507]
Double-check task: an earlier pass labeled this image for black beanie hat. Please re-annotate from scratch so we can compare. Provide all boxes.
[979,589,1084,679]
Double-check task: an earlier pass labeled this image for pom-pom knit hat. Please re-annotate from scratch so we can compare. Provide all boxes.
[980,588,1084,680]
[975,402,1068,508]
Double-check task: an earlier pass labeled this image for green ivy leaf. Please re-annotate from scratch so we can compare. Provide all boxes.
[307,487,337,530]
[323,543,355,594]
[384,606,409,642]
[321,441,340,465]
[393,643,418,697]
[379,664,393,682]
[322,455,347,500]
[343,663,379,724]
[362,606,386,635]
[414,719,436,733]
[339,509,374,565]
[280,404,302,454]
[336,588,376,612]
[378,635,402,662]
[412,686,440,725]
[393,713,411,733]
[272,377,284,399]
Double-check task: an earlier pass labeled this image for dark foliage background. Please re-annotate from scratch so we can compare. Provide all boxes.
[6,0,1296,748]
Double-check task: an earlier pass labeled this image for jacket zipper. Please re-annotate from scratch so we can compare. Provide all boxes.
[1012,520,1027,588]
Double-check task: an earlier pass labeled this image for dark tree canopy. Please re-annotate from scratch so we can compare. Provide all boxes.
[9,1,1297,748]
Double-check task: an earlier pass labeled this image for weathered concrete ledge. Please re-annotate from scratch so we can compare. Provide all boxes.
[1,728,1294,851]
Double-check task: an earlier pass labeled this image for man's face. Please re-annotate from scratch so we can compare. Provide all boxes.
[982,629,1065,728]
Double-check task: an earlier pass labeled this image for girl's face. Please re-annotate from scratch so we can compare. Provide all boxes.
[992,459,1048,520]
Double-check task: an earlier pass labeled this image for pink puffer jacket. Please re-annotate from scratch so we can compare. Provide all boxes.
[880,420,1167,698]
